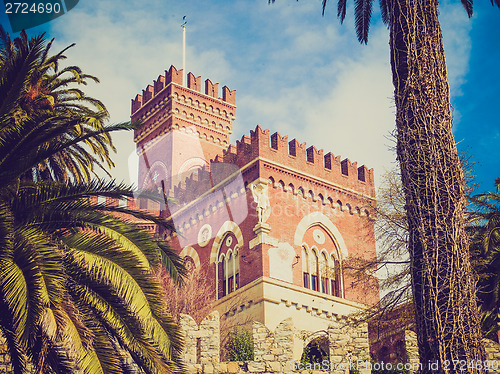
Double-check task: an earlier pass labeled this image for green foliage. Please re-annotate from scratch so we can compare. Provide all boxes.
[470,180,500,341]
[300,337,329,365]
[0,26,132,183]
[224,329,254,362]
[0,27,186,374]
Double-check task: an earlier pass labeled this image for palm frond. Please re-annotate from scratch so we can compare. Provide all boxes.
[69,281,170,374]
[354,0,373,44]
[470,183,500,339]
[461,0,473,17]
[0,201,14,252]
[379,0,390,25]
[337,0,347,23]
[0,300,28,374]
[0,29,121,184]
[0,32,45,118]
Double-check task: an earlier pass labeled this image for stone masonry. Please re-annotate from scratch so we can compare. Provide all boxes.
[180,311,371,374]
[0,338,11,374]
[328,318,370,374]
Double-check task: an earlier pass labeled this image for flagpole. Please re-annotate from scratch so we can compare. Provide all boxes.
[182,16,187,85]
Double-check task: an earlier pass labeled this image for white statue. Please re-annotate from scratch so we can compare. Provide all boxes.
[251,183,271,223]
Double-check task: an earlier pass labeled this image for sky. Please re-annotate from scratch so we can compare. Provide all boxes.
[1,0,499,194]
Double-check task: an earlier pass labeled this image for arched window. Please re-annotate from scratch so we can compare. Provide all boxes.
[216,232,239,299]
[320,252,328,294]
[302,246,309,288]
[310,249,319,291]
[337,200,343,211]
[299,223,344,298]
[318,193,324,205]
[217,254,226,298]
[346,203,352,214]
[330,254,342,297]
[226,250,239,294]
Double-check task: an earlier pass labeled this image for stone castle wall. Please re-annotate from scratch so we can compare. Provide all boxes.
[180,311,371,374]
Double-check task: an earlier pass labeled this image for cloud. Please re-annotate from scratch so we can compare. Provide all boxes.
[439,1,473,97]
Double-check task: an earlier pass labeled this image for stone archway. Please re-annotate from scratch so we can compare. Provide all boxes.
[300,334,330,365]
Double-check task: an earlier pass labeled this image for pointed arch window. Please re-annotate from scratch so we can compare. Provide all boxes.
[302,246,310,288]
[216,232,239,299]
[300,224,344,298]
[311,249,319,291]
[330,254,343,297]
[320,252,329,294]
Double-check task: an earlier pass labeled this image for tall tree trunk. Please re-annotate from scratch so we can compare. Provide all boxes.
[389,0,485,372]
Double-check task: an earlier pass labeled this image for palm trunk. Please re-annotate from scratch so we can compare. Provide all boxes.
[388,0,485,372]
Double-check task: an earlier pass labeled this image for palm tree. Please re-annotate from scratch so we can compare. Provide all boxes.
[270,0,500,371]
[0,30,186,373]
[470,182,500,341]
[0,180,186,373]
[0,27,119,183]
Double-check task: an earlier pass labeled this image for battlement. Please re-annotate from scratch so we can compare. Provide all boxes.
[131,65,236,115]
[222,125,375,196]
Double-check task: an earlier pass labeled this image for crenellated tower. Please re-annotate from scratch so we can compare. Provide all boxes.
[130,66,380,360]
[131,65,236,192]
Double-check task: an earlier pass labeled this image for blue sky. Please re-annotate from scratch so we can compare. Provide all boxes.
[1,0,499,194]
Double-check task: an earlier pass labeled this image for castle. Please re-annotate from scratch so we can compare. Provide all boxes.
[131,65,379,362]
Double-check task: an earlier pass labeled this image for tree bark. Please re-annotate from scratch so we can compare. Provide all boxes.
[388,0,485,372]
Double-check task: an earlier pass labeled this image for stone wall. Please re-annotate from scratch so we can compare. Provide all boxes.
[328,319,371,374]
[0,338,11,374]
[180,311,371,374]
[403,331,420,373]
[180,311,221,372]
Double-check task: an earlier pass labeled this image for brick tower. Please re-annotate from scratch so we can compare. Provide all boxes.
[131,65,236,193]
